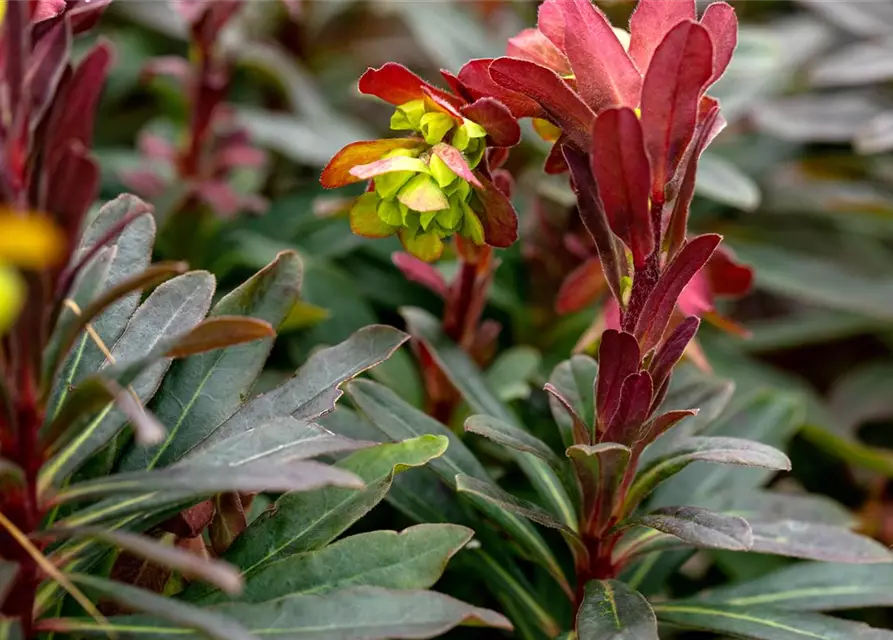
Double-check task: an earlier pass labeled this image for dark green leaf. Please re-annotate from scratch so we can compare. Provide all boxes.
[696,562,893,611]
[464,414,564,475]
[626,437,790,516]
[545,355,598,448]
[68,574,255,640]
[229,524,472,603]
[633,507,753,551]
[120,251,303,471]
[749,520,892,563]
[576,580,658,640]
[653,601,893,639]
[485,347,542,402]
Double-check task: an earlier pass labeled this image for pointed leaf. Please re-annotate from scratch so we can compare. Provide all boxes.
[591,108,653,267]
[603,371,654,446]
[634,234,721,352]
[558,0,641,112]
[628,0,696,72]
[230,525,473,604]
[653,602,893,640]
[749,520,892,564]
[320,139,424,188]
[634,506,752,551]
[431,143,482,187]
[641,21,714,202]
[648,317,700,392]
[576,580,658,640]
[625,437,791,518]
[465,414,564,474]
[547,355,598,448]
[164,317,275,358]
[119,252,302,471]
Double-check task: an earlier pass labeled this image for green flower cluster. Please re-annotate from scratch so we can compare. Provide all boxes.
[350,99,490,261]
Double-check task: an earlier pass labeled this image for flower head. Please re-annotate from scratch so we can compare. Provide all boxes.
[321,63,521,262]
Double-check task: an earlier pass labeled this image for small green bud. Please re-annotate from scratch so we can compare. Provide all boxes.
[420,209,438,230]
[377,199,404,226]
[459,200,485,245]
[445,177,471,200]
[420,112,454,145]
[397,174,449,212]
[375,170,416,200]
[436,202,463,231]
[452,119,487,151]
[428,153,458,188]
[399,227,444,262]
[390,99,426,131]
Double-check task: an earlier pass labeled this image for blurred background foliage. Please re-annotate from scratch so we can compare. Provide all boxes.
[87,0,893,629]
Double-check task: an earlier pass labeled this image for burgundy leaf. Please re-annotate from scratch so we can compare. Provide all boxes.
[489,57,595,150]
[507,27,572,76]
[32,0,66,22]
[591,107,654,267]
[439,69,472,102]
[460,98,521,147]
[649,316,700,393]
[641,21,713,204]
[4,0,29,115]
[544,383,591,445]
[66,0,113,34]
[701,2,738,85]
[27,18,71,126]
[457,59,542,119]
[431,143,483,188]
[639,410,697,451]
[544,139,569,174]
[595,330,641,432]
[602,371,654,447]
[634,234,722,352]
[475,173,518,248]
[628,0,696,72]
[392,253,449,298]
[45,144,100,241]
[558,0,642,112]
[664,100,725,257]
[707,246,753,298]
[358,62,461,110]
[556,258,606,314]
[492,169,514,198]
[564,145,624,301]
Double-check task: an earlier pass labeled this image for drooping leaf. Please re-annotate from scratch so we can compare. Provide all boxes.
[576,580,658,640]
[624,437,791,517]
[229,524,473,603]
[119,252,302,471]
[697,562,893,611]
[633,506,752,551]
[66,574,255,640]
[653,601,893,640]
[748,520,892,564]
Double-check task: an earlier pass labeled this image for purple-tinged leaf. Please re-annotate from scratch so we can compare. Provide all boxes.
[576,580,658,640]
[649,317,700,392]
[4,0,29,117]
[700,2,738,85]
[664,100,725,258]
[634,234,721,353]
[431,143,482,187]
[603,371,654,446]
[635,506,752,551]
[564,145,625,302]
[595,330,641,432]
[392,253,448,298]
[457,59,542,119]
[44,144,100,240]
[749,521,893,563]
[624,437,790,517]
[567,443,631,535]
[507,27,571,76]
[638,410,697,453]
[640,21,713,203]
[558,0,642,112]
[460,98,521,147]
[27,19,71,127]
[65,0,113,34]
[320,139,423,188]
[591,108,653,267]
[489,57,595,150]
[628,0,696,72]
[475,173,518,248]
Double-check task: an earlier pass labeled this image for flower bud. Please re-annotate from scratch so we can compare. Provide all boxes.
[390,99,427,131]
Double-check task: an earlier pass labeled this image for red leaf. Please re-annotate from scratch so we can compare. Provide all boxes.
[358,62,461,110]
[457,59,542,119]
[319,138,423,188]
[556,258,606,314]
[707,246,753,298]
[506,27,572,76]
[491,169,514,198]
[440,69,472,101]
[591,108,654,267]
[701,2,738,85]
[537,0,567,52]
[628,0,696,72]
[392,253,448,298]
[544,139,569,174]
[558,0,642,112]
[563,145,625,301]
[460,98,521,147]
[602,371,654,446]
[634,234,721,352]
[641,21,714,203]
[665,99,726,256]
[649,316,700,392]
[431,143,483,188]
[595,330,641,432]
[475,173,518,248]
[489,57,595,150]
